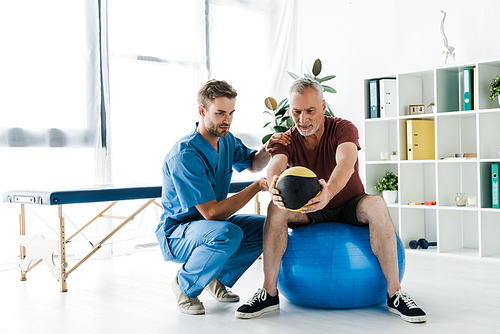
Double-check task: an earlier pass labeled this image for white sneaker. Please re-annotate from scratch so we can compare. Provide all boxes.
[205,277,240,302]
[171,276,205,315]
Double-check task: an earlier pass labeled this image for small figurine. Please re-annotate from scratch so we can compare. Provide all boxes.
[440,10,455,64]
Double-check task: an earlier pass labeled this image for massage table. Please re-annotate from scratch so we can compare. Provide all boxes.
[2,181,255,292]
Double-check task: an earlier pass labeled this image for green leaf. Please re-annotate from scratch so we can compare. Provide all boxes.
[305,67,312,77]
[304,73,313,80]
[262,133,273,144]
[263,121,272,128]
[278,116,292,126]
[287,71,299,80]
[325,101,334,117]
[322,85,337,93]
[264,97,277,110]
[312,59,322,76]
[273,125,288,133]
[263,110,274,116]
[275,108,287,118]
[276,98,289,111]
[286,117,295,128]
[317,75,336,83]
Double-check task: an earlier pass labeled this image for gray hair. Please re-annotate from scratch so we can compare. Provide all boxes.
[289,78,324,102]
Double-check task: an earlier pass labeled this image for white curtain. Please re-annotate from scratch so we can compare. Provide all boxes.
[208,0,300,175]
[0,1,106,268]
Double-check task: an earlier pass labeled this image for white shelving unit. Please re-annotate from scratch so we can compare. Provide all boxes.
[363,59,500,261]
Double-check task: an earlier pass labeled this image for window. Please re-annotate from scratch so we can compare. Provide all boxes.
[107,0,207,185]
[0,1,97,268]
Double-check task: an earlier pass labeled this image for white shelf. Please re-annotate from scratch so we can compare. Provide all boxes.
[364,59,500,261]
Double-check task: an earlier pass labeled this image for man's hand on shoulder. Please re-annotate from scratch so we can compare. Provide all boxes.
[265,133,291,153]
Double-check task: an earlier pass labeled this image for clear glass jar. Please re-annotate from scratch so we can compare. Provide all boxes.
[455,193,466,207]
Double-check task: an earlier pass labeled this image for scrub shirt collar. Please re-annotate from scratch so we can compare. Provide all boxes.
[193,122,223,155]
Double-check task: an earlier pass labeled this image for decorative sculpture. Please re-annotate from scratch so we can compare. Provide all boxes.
[440,10,455,64]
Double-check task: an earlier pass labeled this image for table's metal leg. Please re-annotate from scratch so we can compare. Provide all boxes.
[19,204,26,281]
[58,206,68,292]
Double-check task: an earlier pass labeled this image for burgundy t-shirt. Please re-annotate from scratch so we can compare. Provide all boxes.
[271,116,366,209]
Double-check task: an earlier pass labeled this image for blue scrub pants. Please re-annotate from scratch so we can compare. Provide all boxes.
[168,214,264,298]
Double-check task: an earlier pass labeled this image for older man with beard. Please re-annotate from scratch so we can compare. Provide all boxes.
[236,78,426,323]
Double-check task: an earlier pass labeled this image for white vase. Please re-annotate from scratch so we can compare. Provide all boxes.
[382,190,398,204]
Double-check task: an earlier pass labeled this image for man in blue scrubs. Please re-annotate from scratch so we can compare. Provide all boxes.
[156,79,289,315]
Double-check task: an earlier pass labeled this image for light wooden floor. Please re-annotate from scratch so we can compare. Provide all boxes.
[2,248,500,334]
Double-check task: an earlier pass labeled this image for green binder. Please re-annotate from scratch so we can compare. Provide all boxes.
[493,164,499,209]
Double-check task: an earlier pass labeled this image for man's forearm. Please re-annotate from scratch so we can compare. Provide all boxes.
[325,161,355,200]
[248,146,271,172]
[197,181,263,221]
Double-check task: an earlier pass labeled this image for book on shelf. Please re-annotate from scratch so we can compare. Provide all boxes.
[406,120,435,160]
[440,153,477,160]
[493,164,499,209]
[441,157,477,160]
[369,79,379,118]
[379,79,396,118]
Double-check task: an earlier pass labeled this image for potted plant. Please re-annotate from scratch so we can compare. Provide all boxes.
[262,59,336,144]
[375,170,398,204]
[390,150,397,161]
[490,75,500,106]
[427,102,435,113]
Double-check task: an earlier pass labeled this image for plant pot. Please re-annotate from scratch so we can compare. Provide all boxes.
[382,190,398,204]
[390,155,397,161]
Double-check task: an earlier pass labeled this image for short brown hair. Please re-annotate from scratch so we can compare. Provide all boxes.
[197,79,238,108]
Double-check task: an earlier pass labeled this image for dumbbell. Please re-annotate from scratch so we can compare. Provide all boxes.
[409,238,437,249]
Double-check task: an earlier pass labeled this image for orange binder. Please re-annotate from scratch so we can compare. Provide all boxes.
[407,120,435,160]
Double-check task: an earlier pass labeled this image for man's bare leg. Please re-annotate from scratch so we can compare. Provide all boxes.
[235,202,309,319]
[356,195,400,295]
[357,195,426,323]
[262,203,309,296]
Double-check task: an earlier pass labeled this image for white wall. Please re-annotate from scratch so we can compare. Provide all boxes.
[297,0,500,182]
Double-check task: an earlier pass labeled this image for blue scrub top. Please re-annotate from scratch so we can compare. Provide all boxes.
[155,123,256,259]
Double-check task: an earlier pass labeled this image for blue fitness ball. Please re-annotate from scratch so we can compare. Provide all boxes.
[278,222,405,309]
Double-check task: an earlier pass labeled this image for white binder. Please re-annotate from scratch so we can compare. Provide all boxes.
[379,79,397,118]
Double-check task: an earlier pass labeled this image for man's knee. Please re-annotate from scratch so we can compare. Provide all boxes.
[217,223,244,252]
[266,202,310,227]
[357,195,389,223]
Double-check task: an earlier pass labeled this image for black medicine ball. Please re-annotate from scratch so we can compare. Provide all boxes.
[275,166,322,211]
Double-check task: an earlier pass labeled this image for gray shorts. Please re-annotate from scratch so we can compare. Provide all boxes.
[288,195,368,229]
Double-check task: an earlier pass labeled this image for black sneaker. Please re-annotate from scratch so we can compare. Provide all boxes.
[387,290,427,323]
[235,288,279,319]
